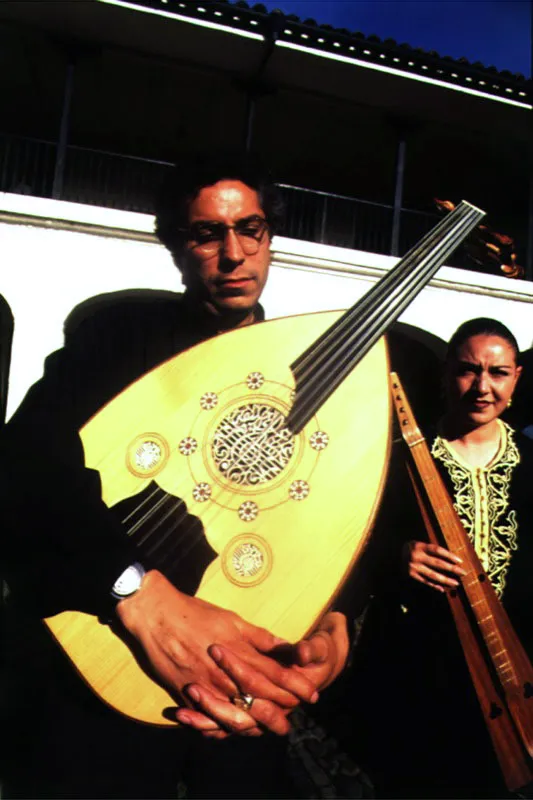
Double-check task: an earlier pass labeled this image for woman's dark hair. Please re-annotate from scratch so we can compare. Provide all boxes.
[446,317,520,364]
[154,152,284,255]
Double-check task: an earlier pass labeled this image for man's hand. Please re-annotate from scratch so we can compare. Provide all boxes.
[175,611,350,738]
[404,540,466,592]
[293,611,349,689]
[116,570,321,736]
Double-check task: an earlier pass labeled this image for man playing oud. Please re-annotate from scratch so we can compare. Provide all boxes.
[0,155,350,799]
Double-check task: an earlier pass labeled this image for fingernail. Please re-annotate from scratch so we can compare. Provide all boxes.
[310,691,319,703]
[188,686,201,702]
[210,645,222,661]
[177,711,192,725]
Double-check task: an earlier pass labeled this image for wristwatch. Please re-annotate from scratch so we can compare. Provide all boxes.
[110,562,146,601]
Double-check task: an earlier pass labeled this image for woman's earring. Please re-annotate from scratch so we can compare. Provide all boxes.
[507,398,513,408]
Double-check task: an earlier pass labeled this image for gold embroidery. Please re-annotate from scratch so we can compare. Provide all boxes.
[431,421,520,598]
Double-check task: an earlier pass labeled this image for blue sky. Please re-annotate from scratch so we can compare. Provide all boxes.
[260,1,532,77]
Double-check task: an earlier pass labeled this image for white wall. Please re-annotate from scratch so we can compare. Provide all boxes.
[2,192,533,420]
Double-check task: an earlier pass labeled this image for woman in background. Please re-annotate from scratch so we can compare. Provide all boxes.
[327,317,533,799]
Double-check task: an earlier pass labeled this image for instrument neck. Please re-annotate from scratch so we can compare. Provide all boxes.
[286,201,484,433]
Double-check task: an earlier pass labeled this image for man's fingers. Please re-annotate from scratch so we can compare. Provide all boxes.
[251,699,292,736]
[294,632,329,667]
[209,644,318,706]
[181,684,290,736]
[243,621,287,654]
[176,707,221,731]
[178,691,261,737]
[156,646,238,702]
[202,729,232,740]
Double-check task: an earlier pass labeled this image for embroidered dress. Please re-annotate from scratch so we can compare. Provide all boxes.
[334,424,533,799]
[431,419,520,598]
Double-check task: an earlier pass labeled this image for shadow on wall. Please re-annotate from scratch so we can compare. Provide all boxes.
[387,321,447,433]
[0,294,14,426]
[510,347,533,434]
[63,289,182,339]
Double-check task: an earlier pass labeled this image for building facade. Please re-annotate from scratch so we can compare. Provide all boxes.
[0,0,531,273]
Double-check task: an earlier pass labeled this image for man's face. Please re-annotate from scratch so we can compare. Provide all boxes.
[179,180,271,323]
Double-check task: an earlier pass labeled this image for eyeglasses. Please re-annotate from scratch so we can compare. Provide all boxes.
[181,215,270,259]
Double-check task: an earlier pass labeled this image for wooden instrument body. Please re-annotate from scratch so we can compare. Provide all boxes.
[45,311,391,725]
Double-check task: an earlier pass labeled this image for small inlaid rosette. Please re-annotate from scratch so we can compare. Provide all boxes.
[221,534,272,587]
[246,372,265,390]
[126,433,169,478]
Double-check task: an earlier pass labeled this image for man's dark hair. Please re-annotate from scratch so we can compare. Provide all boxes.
[154,153,284,256]
[446,317,520,364]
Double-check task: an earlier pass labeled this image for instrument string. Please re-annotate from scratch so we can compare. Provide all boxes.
[293,207,479,410]
[124,489,210,574]
[292,202,476,383]
[122,487,189,549]
[121,485,170,534]
[292,207,458,378]
[287,203,484,432]
[121,480,232,576]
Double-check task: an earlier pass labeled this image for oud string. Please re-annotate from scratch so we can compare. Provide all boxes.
[119,468,241,574]
[289,203,484,432]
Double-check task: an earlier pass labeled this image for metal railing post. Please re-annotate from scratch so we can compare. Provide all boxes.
[52,58,75,199]
[319,195,328,243]
[244,93,256,153]
[391,137,406,256]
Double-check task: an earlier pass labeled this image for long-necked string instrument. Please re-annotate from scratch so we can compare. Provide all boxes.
[45,202,484,724]
[391,371,533,793]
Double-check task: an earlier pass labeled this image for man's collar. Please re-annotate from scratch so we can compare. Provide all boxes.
[254,304,265,322]
[181,291,265,331]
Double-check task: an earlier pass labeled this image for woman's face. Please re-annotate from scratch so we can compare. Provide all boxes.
[445,334,522,429]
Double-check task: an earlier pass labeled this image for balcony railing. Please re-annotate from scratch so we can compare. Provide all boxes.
[0,132,471,264]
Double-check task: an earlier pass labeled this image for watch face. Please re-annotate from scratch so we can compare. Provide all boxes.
[112,564,144,597]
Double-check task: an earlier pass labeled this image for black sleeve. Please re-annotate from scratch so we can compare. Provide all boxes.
[0,311,144,619]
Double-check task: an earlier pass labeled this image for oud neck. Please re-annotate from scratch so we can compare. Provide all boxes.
[286,201,484,433]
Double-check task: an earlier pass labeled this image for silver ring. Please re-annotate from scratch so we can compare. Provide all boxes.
[232,692,254,712]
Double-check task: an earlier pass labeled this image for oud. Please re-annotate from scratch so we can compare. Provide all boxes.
[45,201,484,725]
